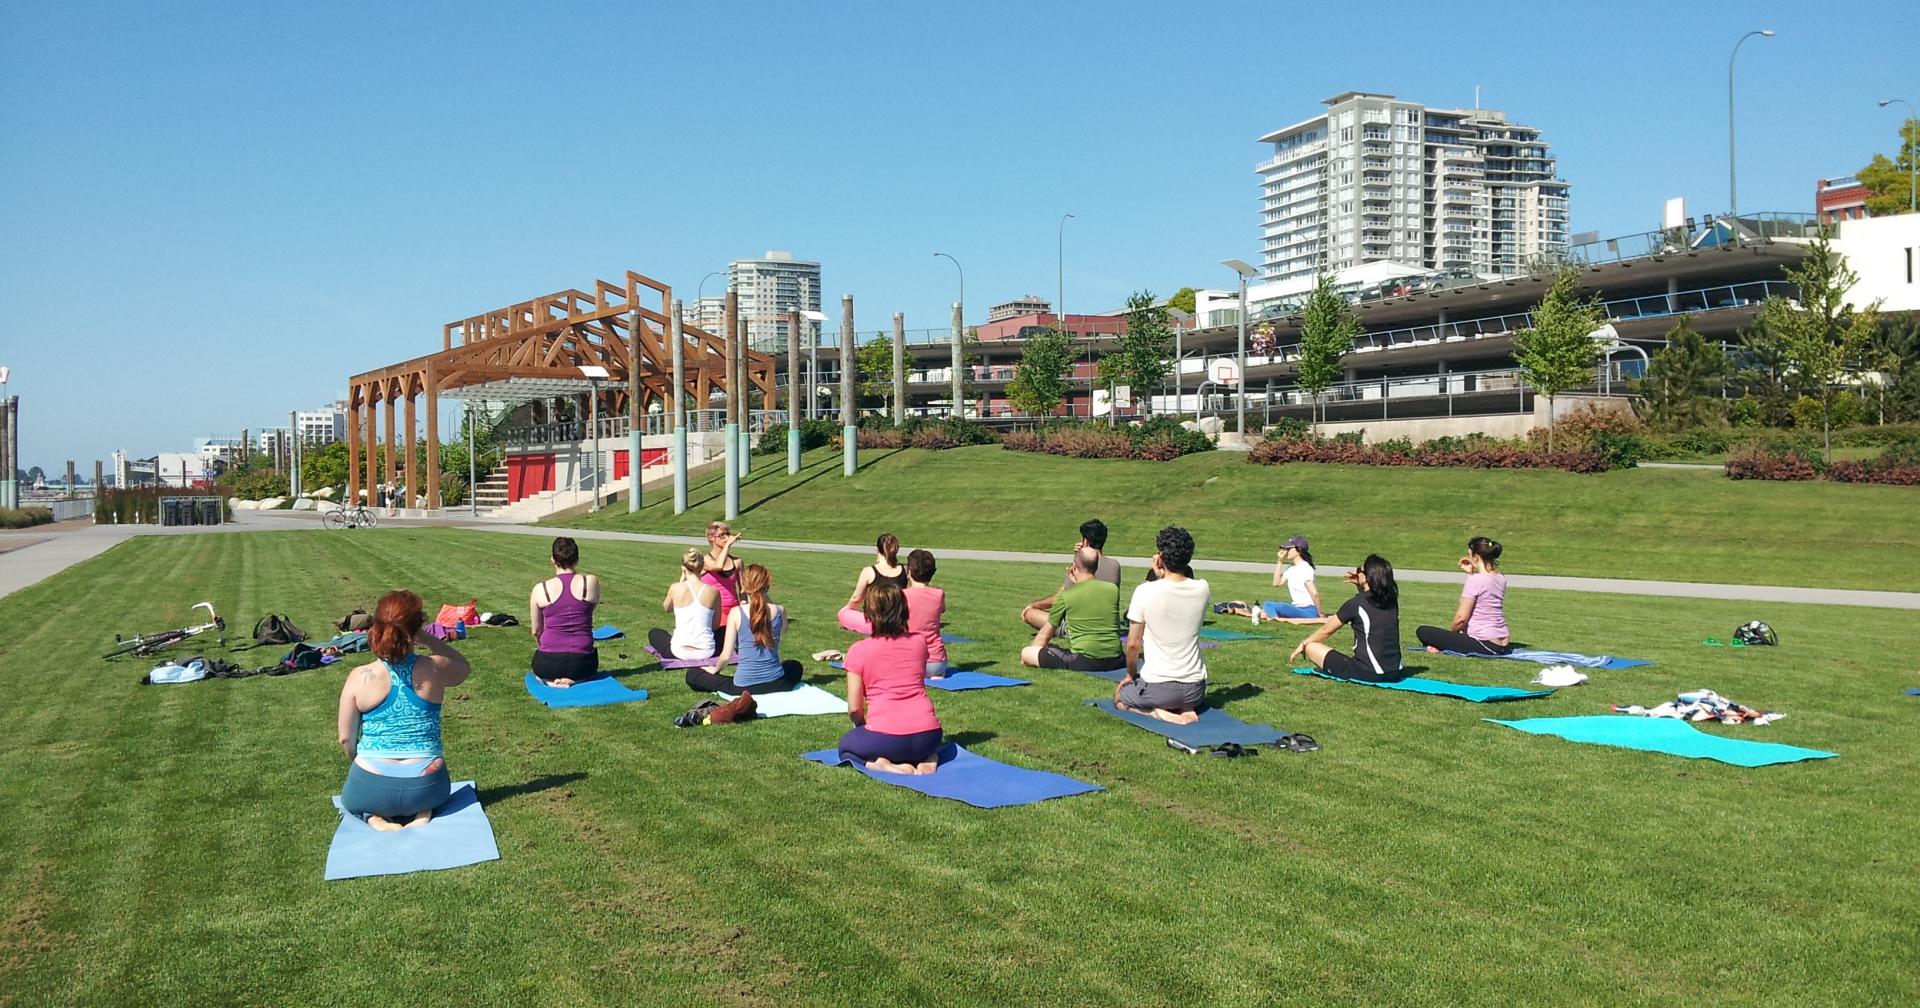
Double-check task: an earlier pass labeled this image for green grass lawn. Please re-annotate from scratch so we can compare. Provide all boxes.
[552,446,1920,593]
[1,527,1915,1006]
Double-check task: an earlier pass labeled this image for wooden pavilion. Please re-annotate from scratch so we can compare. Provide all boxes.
[344,269,773,508]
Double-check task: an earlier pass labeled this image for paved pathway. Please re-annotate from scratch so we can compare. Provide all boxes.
[5,512,1917,610]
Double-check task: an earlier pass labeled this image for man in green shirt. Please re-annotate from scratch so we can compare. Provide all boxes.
[1020,549,1125,674]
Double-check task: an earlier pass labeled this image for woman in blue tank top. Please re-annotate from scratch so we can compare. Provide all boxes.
[336,590,473,831]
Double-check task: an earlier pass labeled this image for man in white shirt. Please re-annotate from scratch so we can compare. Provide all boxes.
[1117,526,1209,725]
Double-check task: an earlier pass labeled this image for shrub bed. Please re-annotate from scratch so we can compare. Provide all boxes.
[820,418,999,453]
[1001,418,1215,461]
[1250,434,1611,473]
[0,507,54,529]
[1732,439,1920,485]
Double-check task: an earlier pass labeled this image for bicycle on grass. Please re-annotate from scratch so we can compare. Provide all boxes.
[323,504,377,530]
[103,602,226,659]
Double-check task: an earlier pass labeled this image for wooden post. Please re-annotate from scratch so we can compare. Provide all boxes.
[346,389,361,505]
[65,460,76,499]
[892,312,906,425]
[403,383,418,509]
[362,390,378,507]
[93,459,103,498]
[424,367,441,510]
[382,388,397,498]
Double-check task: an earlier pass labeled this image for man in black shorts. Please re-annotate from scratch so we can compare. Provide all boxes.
[1020,549,1125,674]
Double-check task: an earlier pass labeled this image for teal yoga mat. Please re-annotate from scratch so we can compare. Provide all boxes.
[1292,667,1552,703]
[1197,627,1287,643]
[1486,715,1835,767]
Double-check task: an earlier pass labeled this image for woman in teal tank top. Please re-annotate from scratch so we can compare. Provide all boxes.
[337,590,472,831]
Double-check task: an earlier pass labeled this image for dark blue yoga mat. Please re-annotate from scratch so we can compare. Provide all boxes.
[324,781,500,880]
[802,744,1102,808]
[1292,667,1552,703]
[829,662,1028,691]
[523,673,648,708]
[1086,699,1284,747]
[1486,716,1835,768]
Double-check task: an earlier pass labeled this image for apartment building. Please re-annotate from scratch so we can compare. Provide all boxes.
[1257,92,1570,282]
[730,251,822,353]
[295,402,347,445]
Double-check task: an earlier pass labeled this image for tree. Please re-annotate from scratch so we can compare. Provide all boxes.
[1514,266,1607,451]
[26,465,45,485]
[1753,231,1880,461]
[1295,274,1359,432]
[1097,290,1175,419]
[1166,287,1198,317]
[957,326,988,414]
[300,441,351,492]
[1861,312,1920,423]
[1732,317,1797,427]
[856,332,893,413]
[1636,317,1730,431]
[1006,326,1075,417]
[1857,117,1919,217]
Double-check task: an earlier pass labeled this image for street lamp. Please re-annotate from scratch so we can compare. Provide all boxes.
[1878,98,1918,213]
[1728,29,1774,244]
[801,308,828,421]
[1057,213,1074,336]
[580,365,609,512]
[1165,308,1192,416]
[1223,259,1260,440]
[696,271,724,328]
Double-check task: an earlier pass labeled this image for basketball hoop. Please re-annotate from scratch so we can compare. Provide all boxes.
[1209,359,1239,386]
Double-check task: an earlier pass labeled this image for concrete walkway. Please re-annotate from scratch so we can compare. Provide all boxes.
[6,512,1918,611]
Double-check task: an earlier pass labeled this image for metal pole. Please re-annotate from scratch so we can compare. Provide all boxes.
[628,308,644,513]
[723,292,740,519]
[787,309,802,474]
[736,311,752,476]
[1236,274,1248,437]
[465,402,477,517]
[671,299,689,515]
[840,294,856,476]
[808,315,819,421]
[1174,328,1183,416]
[1728,30,1773,245]
[1057,213,1074,341]
[588,382,600,512]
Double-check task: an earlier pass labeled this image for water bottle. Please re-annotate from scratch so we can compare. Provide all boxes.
[454,619,466,639]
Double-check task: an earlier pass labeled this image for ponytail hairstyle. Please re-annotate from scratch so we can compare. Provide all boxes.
[876,532,900,567]
[369,590,427,665]
[738,564,776,650]
[862,581,910,638]
[906,548,936,585]
[680,546,706,576]
[1361,554,1399,610]
[1295,545,1315,568]
[1467,536,1503,570]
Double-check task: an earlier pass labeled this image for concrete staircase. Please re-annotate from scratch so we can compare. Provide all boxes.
[471,465,509,513]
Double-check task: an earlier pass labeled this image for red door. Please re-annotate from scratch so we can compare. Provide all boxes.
[507,453,556,503]
[613,450,630,480]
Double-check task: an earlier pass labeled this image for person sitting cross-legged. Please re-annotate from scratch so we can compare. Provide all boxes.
[838,582,943,775]
[1290,554,1406,683]
[337,590,472,832]
[686,564,803,695]
[1115,527,1210,725]
[1021,518,1122,631]
[1021,547,1125,675]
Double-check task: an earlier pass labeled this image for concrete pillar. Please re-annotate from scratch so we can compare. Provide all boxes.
[723,293,740,519]
[840,294,856,476]
[0,396,13,509]
[786,310,802,474]
[891,312,907,425]
[93,460,102,500]
[290,410,302,498]
[65,460,76,499]
[737,312,752,475]
[671,300,689,515]
[950,302,964,419]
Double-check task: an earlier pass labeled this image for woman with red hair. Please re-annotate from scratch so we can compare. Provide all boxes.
[336,590,472,831]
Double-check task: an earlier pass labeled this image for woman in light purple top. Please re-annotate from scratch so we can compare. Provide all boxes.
[1415,536,1512,656]
[530,536,602,686]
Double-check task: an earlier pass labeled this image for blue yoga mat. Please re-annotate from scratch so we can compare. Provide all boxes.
[1486,716,1835,768]
[1086,699,1284,747]
[829,662,1028,691]
[941,633,980,646]
[324,781,501,881]
[1292,667,1552,703]
[802,744,1102,808]
[1198,627,1287,643]
[1905,688,1920,696]
[523,673,648,708]
[1074,665,1128,684]
[1446,648,1650,671]
[592,625,625,641]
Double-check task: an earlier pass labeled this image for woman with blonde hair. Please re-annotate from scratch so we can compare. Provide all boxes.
[687,563,803,694]
[699,520,745,631]
[648,546,721,661]
[336,590,472,831]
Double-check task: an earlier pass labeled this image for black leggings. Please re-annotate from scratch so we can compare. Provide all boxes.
[685,659,803,694]
[1318,649,1408,684]
[532,649,601,682]
[1415,626,1513,656]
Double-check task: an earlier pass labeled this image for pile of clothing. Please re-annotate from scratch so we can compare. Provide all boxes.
[1611,689,1784,726]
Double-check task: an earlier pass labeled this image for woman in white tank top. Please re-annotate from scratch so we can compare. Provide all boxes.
[649,548,721,660]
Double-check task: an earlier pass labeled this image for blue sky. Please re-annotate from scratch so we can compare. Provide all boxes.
[2,0,1916,470]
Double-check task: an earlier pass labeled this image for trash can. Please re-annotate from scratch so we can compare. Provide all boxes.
[198,499,221,525]
[160,499,182,527]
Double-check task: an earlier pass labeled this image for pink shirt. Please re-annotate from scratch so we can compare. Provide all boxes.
[1463,572,1509,640]
[846,634,939,736]
[905,586,947,663]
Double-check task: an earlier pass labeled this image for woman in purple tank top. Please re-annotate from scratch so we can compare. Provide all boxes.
[530,537,602,686]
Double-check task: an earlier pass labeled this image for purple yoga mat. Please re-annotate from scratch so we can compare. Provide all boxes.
[644,644,736,669]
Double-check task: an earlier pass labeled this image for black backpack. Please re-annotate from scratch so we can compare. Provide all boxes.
[254,614,308,646]
[279,643,325,671]
[336,608,372,632]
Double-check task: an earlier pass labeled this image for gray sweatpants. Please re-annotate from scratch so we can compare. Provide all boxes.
[1117,677,1206,711]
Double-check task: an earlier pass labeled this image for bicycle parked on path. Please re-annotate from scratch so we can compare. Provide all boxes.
[104,602,226,659]
[323,504,378,530]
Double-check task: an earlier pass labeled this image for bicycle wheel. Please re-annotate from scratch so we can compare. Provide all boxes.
[104,634,158,659]
[354,507,377,529]
[132,631,187,657]
[323,510,348,530]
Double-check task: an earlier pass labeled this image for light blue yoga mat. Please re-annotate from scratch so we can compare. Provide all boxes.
[324,781,500,881]
[1446,648,1651,671]
[592,625,625,641]
[1086,699,1284,747]
[1486,716,1835,768]
[523,673,648,708]
[941,633,980,646]
[1292,667,1552,703]
[802,744,1102,808]
[716,682,844,717]
[1198,627,1287,643]
[830,662,1029,691]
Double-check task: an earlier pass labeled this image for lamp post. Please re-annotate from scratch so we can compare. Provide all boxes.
[934,252,965,417]
[1728,29,1774,244]
[1223,260,1260,440]
[1878,98,1918,213]
[1056,214,1074,335]
[580,366,609,512]
[696,271,723,320]
[1165,308,1192,416]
